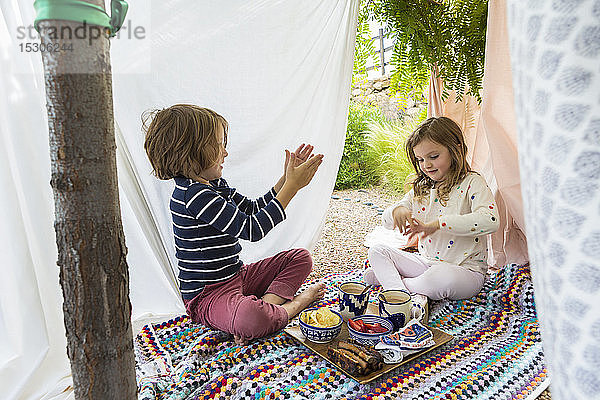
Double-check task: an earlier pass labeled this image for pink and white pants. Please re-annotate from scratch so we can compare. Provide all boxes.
[365,244,485,300]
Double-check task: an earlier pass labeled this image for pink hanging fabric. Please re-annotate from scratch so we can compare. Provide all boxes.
[427,65,444,118]
[426,0,529,267]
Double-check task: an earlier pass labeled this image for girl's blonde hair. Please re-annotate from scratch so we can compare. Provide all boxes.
[143,104,228,180]
[405,116,471,205]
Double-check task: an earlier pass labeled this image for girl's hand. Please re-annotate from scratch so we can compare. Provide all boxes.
[392,206,412,234]
[406,218,440,241]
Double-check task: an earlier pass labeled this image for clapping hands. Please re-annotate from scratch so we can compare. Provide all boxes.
[274,143,323,209]
[283,144,323,191]
[284,144,314,172]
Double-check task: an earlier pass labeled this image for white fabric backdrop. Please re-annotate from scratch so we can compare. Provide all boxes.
[0,0,359,398]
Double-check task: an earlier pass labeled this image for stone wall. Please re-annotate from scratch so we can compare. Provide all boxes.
[350,75,427,120]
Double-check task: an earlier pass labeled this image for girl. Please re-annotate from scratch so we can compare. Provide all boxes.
[144,104,326,345]
[365,117,499,307]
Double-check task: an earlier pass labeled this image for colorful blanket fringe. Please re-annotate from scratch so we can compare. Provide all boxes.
[135,264,548,399]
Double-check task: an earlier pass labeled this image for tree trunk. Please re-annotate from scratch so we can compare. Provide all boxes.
[38,1,137,398]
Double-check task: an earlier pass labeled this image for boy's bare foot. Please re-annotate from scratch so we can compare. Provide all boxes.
[282,282,326,319]
[296,282,326,306]
[231,283,326,345]
[233,335,249,346]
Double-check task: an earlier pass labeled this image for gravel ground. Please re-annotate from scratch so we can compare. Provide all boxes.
[309,187,552,400]
[308,187,396,282]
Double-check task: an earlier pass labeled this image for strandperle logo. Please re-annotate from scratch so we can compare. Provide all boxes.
[10,16,151,74]
[16,19,146,46]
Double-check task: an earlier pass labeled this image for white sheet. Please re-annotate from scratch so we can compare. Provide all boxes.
[363,226,408,249]
[0,1,359,398]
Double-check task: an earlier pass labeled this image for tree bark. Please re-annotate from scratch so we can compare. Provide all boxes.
[38,1,137,398]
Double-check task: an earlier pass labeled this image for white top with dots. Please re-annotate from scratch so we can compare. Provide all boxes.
[382,172,500,275]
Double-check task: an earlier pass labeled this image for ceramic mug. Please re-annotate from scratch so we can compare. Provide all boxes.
[338,281,371,320]
[378,289,412,331]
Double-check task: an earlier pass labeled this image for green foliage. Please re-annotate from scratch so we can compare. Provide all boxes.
[352,1,379,81]
[368,0,488,103]
[336,102,428,192]
[335,102,386,190]
[364,110,428,194]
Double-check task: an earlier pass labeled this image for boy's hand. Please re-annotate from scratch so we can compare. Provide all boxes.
[293,143,314,165]
[276,144,315,193]
[392,206,413,234]
[406,218,440,241]
[275,148,323,209]
[284,151,323,191]
[284,144,314,174]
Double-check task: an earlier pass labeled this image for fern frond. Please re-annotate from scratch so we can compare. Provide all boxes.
[370,0,487,105]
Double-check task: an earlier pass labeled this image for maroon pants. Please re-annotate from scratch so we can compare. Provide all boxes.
[184,248,312,340]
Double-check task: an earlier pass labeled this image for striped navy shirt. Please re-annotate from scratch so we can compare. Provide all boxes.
[171,177,286,300]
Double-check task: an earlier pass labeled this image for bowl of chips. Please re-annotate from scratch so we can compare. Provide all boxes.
[298,307,343,343]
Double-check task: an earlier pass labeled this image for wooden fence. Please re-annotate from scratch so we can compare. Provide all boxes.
[364,27,394,75]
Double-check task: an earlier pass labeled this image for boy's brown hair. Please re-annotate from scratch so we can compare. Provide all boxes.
[143,104,228,180]
[405,116,471,206]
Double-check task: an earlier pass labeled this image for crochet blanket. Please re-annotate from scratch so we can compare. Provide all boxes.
[135,264,548,399]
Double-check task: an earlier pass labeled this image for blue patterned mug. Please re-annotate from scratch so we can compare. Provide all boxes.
[338,282,371,321]
[378,289,412,331]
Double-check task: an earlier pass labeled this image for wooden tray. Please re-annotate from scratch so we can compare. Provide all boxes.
[284,305,453,384]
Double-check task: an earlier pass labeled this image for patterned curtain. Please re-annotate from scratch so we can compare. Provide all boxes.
[506,0,600,397]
